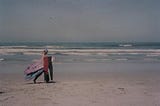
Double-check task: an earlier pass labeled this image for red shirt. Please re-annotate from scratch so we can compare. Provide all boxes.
[43,56,49,73]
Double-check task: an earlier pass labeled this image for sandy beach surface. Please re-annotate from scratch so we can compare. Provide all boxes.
[1,63,160,106]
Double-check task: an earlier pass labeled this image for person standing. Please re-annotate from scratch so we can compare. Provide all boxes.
[33,49,49,83]
[43,49,50,83]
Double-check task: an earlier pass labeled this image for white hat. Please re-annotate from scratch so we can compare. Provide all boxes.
[44,48,48,53]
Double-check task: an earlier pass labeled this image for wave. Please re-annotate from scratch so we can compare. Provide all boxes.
[119,44,132,47]
[1,42,160,63]
[1,42,160,49]
[44,45,64,49]
[116,58,128,61]
[146,53,160,57]
[0,46,28,49]
[0,58,4,61]
[1,47,160,56]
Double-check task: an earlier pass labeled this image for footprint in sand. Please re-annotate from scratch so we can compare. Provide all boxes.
[117,88,126,94]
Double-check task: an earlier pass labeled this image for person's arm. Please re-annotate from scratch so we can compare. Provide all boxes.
[41,54,45,65]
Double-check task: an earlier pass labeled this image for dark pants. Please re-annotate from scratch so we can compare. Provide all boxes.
[33,71,43,82]
[33,71,49,83]
[44,72,49,83]
[48,62,53,80]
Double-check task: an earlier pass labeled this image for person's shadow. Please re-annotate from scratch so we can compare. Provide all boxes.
[0,91,5,94]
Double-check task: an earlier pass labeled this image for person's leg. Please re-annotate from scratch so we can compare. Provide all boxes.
[44,72,49,83]
[33,71,43,84]
[48,62,53,81]
[44,64,49,83]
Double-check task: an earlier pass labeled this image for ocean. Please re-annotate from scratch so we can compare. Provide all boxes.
[0,42,160,73]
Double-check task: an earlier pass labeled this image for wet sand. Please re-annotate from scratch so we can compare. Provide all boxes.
[1,65,160,106]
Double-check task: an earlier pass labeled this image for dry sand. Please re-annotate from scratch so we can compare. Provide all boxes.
[0,71,160,106]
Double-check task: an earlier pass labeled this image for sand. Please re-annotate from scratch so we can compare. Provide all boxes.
[1,70,160,106]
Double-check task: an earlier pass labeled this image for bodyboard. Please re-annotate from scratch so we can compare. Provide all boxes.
[25,69,43,80]
[24,60,43,75]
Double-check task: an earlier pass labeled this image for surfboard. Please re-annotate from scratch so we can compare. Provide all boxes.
[25,69,43,80]
[24,60,43,74]
[24,60,44,80]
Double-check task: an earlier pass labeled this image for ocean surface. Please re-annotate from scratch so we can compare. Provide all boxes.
[0,42,160,73]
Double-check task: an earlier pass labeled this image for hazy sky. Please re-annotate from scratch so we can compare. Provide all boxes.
[0,0,160,42]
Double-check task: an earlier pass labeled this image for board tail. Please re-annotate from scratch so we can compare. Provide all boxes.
[25,69,43,81]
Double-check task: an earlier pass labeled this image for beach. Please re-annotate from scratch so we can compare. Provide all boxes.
[1,42,160,106]
[1,0,160,104]
[1,62,160,106]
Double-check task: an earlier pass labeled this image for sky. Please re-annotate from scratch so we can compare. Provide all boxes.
[0,0,160,42]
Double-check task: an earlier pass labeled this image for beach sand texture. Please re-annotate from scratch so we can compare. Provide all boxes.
[1,70,160,106]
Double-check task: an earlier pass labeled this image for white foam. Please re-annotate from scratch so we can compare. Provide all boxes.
[0,58,4,61]
[45,45,64,49]
[146,53,160,57]
[96,53,108,56]
[1,47,160,56]
[116,58,128,61]
[62,52,91,56]
[144,58,158,61]
[0,46,28,49]
[119,44,132,47]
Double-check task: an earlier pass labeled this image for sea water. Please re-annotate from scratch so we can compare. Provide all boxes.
[0,42,160,73]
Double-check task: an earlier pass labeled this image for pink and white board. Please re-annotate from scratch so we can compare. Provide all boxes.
[25,69,43,80]
[24,60,43,75]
